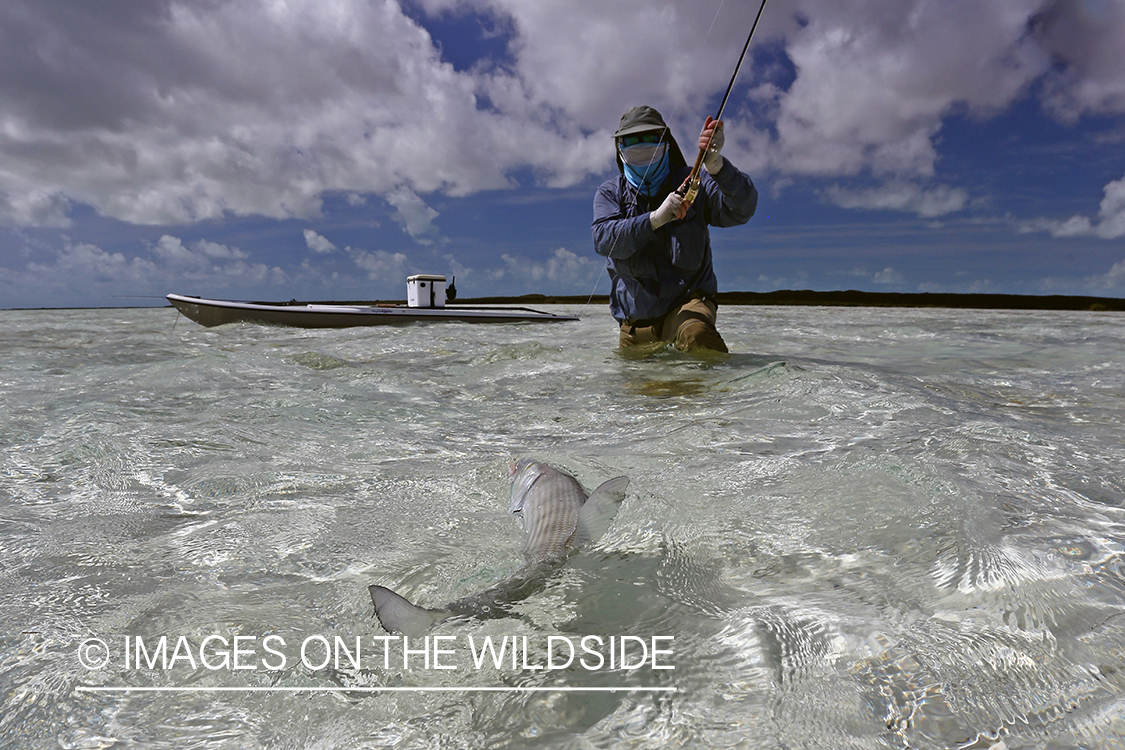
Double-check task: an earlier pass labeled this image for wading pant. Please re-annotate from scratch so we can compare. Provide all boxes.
[618,295,729,353]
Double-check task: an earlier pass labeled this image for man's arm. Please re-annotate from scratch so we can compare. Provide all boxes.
[592,181,659,260]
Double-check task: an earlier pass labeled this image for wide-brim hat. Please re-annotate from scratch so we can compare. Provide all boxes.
[612,105,669,138]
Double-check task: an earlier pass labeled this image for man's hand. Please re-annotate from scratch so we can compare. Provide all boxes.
[651,189,689,229]
[700,116,724,174]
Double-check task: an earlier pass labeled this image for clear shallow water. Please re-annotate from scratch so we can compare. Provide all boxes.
[2,304,1124,749]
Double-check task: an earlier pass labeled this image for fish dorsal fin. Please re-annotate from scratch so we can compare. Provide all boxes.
[509,471,542,514]
[574,476,629,548]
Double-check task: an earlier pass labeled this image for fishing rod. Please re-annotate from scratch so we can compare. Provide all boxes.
[678,0,769,206]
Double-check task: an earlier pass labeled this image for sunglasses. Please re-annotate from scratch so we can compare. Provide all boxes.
[618,132,664,148]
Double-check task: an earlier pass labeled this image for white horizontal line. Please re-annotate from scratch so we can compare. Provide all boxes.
[77,686,675,693]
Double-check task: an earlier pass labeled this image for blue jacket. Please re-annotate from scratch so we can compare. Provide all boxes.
[592,159,758,323]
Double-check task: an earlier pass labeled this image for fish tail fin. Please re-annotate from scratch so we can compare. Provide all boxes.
[575,476,629,547]
[369,585,450,635]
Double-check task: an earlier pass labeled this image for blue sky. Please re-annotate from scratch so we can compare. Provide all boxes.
[2,0,1124,309]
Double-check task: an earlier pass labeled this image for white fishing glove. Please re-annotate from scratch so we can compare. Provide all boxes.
[703,120,725,174]
[650,190,687,229]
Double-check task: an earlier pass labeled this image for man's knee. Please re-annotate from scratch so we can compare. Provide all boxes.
[674,318,728,353]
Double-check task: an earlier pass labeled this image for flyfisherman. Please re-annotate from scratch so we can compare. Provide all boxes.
[592,105,758,353]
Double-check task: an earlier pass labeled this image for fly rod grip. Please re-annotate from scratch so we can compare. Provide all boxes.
[679,173,702,204]
[677,125,717,205]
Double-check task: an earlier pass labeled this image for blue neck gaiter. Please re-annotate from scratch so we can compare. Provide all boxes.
[621,149,670,197]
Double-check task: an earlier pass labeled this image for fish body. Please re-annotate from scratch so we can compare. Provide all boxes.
[370,460,629,634]
[509,459,588,562]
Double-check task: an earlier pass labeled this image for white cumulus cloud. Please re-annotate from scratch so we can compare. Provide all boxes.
[872,267,905,285]
[0,0,609,230]
[1,0,1124,232]
[385,187,442,245]
[151,235,247,267]
[0,189,73,228]
[1021,172,1125,239]
[345,246,409,281]
[498,247,601,292]
[303,229,338,254]
[826,180,969,218]
[1033,0,1125,121]
[1091,257,1125,290]
[1,234,285,308]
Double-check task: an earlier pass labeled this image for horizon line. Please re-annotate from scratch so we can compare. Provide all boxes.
[7,287,1125,313]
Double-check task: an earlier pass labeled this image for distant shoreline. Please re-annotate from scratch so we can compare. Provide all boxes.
[4,290,1124,312]
[453,290,1125,312]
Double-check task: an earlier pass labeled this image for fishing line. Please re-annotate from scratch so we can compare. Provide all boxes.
[679,0,768,204]
[584,0,741,317]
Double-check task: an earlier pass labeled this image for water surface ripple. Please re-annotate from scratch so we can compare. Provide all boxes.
[2,305,1124,749]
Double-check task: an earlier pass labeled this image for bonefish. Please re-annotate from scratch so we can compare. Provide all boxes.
[369,460,629,634]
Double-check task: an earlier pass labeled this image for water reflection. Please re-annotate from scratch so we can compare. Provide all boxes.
[1,306,1124,748]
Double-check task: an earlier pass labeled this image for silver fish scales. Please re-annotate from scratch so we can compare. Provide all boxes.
[370,459,629,634]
